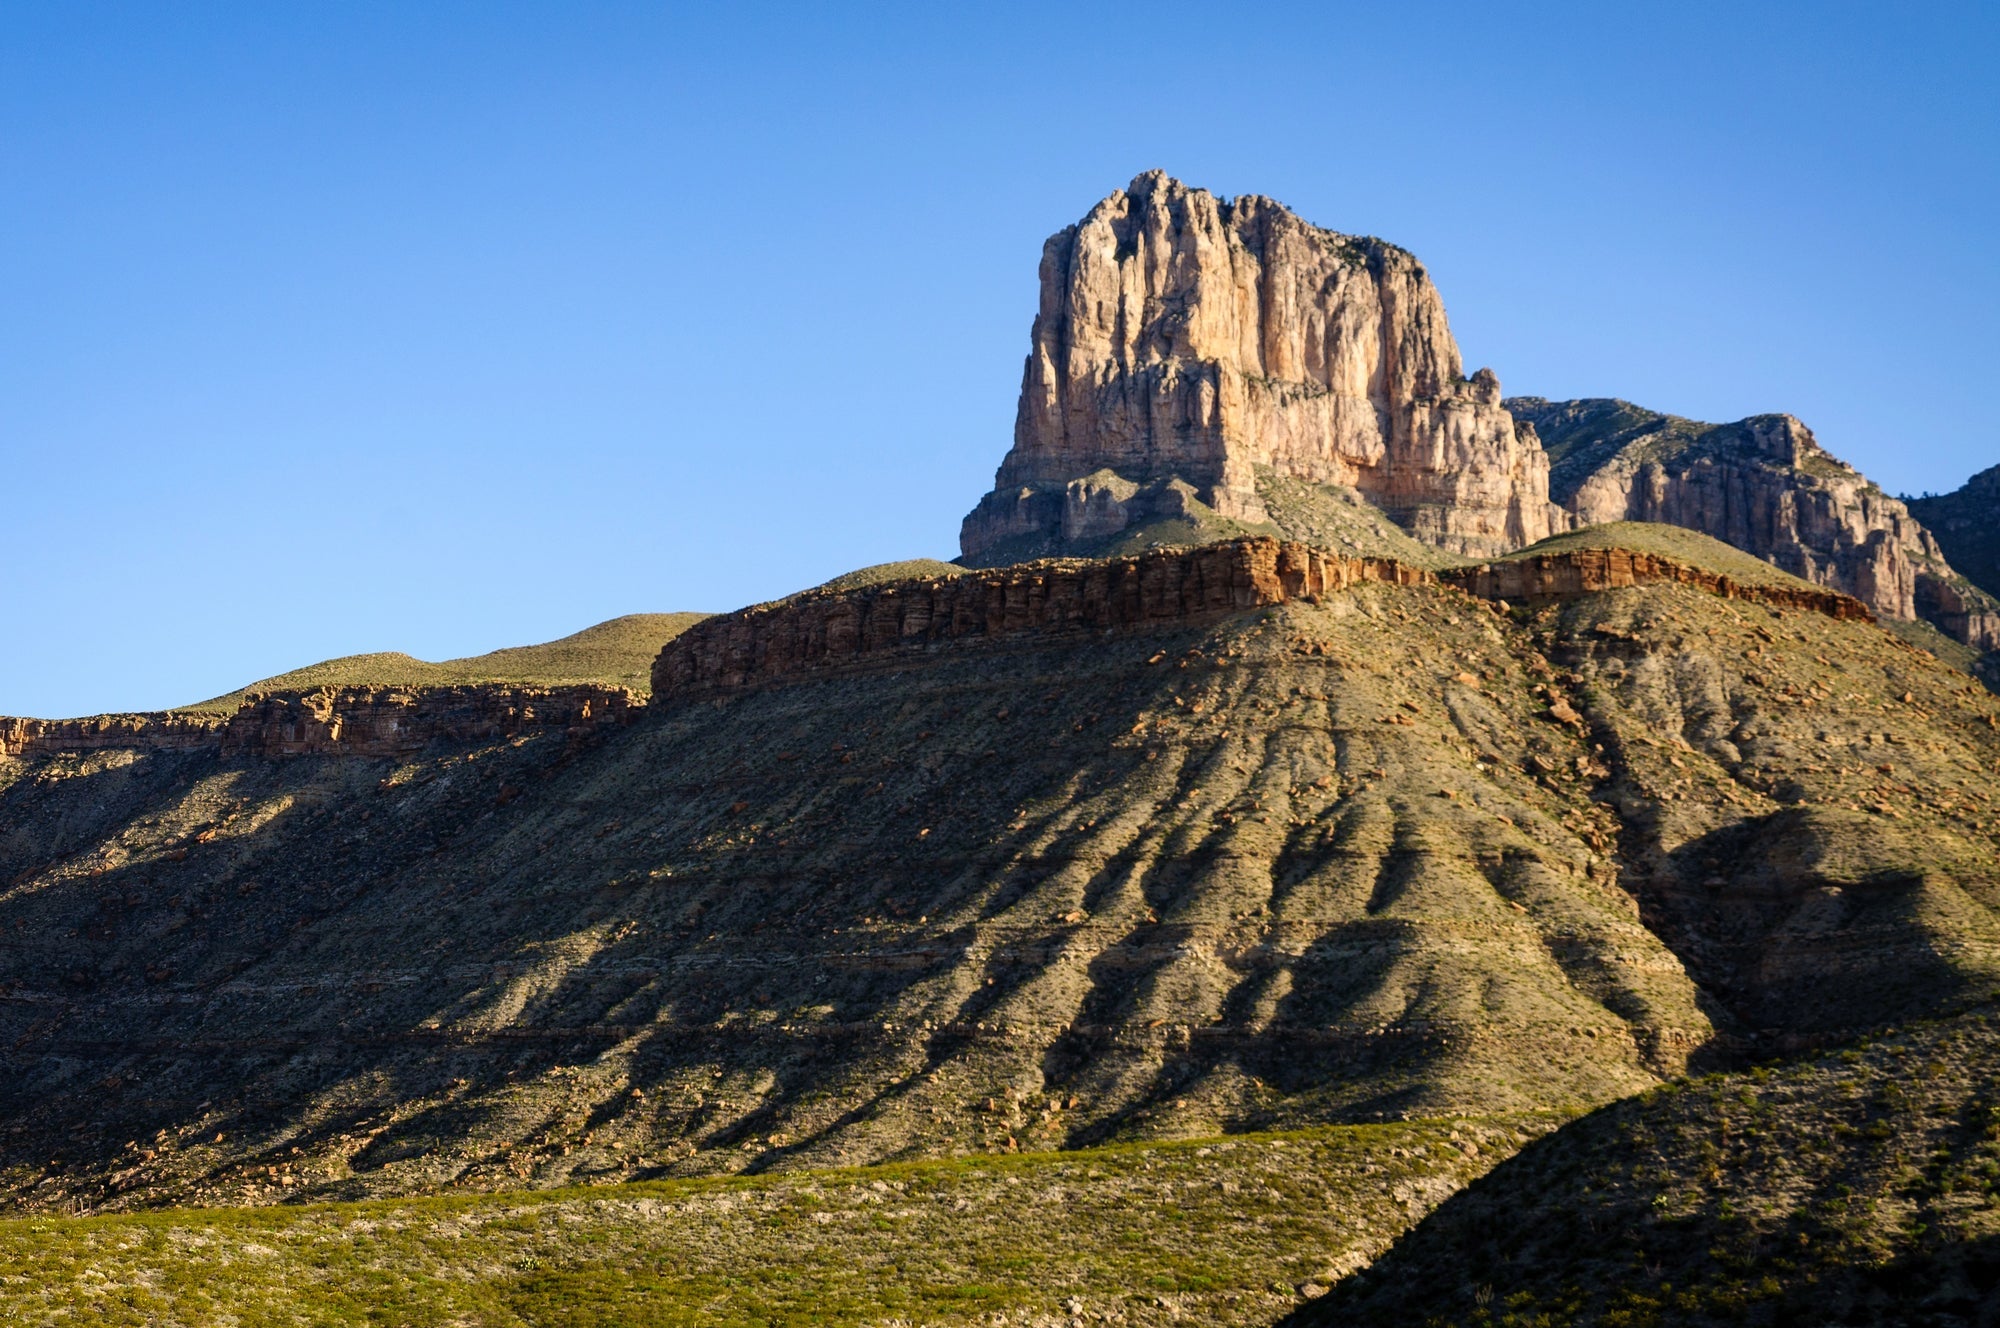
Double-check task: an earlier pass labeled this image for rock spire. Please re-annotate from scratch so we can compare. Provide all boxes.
[960,171,1566,563]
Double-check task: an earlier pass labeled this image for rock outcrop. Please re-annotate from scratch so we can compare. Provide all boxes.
[1513,396,2000,650]
[1908,463,2000,602]
[656,537,1872,698]
[1443,548,1873,620]
[960,173,1566,564]
[0,684,639,761]
[219,685,641,756]
[0,712,224,759]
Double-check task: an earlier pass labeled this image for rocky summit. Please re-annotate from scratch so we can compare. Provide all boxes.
[960,172,1567,564]
[2,174,1999,1326]
[1514,395,2000,656]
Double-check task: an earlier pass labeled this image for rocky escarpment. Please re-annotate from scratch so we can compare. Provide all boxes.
[1909,463,2000,603]
[655,539,1423,696]
[0,712,223,758]
[960,172,1566,564]
[655,537,1871,698]
[1512,396,2000,650]
[0,684,638,761]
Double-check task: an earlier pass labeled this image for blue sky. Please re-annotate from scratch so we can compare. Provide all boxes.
[3,2,1995,716]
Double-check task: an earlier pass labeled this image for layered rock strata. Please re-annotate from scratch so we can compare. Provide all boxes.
[960,172,1566,563]
[1513,396,2000,649]
[655,537,1872,698]
[0,712,224,759]
[1445,549,1875,620]
[0,684,638,761]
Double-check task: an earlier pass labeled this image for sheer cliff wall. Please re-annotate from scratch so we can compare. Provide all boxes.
[960,173,1566,563]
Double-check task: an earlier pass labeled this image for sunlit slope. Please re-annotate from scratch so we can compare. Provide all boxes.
[0,543,1996,1217]
[0,577,1707,1212]
[812,559,965,592]
[1497,521,1821,590]
[0,1121,1536,1328]
[183,612,708,712]
[961,469,1462,571]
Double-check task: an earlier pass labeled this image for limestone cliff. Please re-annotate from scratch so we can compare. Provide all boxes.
[1512,396,2000,651]
[960,173,1566,564]
[1908,463,2000,603]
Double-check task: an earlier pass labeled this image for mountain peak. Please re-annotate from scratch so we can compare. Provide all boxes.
[959,177,1566,565]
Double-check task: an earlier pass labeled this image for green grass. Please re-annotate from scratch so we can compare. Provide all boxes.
[1880,614,1986,671]
[0,1120,1541,1326]
[1311,1013,2000,1327]
[810,559,967,593]
[1498,521,1819,590]
[182,613,710,713]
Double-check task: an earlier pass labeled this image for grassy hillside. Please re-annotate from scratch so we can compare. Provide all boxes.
[1498,521,1820,591]
[0,1119,1542,1327]
[183,613,709,713]
[1297,1011,2000,1327]
[812,559,966,592]
[1255,469,1465,569]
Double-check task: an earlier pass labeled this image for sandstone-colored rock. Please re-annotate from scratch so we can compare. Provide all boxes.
[1515,396,2000,649]
[961,173,1566,563]
[655,537,1871,698]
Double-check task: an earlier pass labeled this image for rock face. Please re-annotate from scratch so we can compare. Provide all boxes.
[1909,463,2000,602]
[0,684,638,761]
[656,538,1871,698]
[960,173,1566,564]
[1513,397,2000,650]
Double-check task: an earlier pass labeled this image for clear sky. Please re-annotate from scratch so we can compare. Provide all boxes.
[3,2,1995,717]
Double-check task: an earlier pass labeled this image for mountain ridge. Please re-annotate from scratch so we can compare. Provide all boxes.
[1511,395,2000,656]
[4,172,2000,1325]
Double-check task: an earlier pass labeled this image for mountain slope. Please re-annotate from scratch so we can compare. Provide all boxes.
[1294,1010,2000,1327]
[1,537,1997,1219]
[182,612,708,714]
[1910,464,2000,601]
[0,562,1697,1213]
